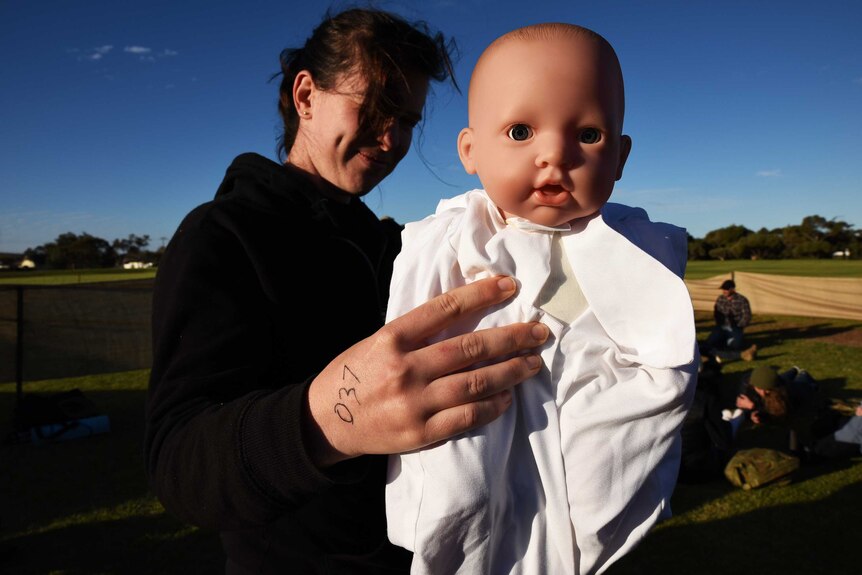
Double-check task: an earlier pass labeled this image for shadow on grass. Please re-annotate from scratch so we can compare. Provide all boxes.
[0,385,225,574]
[1,389,153,528]
[750,319,862,342]
[728,318,862,359]
[607,475,862,575]
[0,514,222,574]
[695,313,862,348]
[3,360,859,575]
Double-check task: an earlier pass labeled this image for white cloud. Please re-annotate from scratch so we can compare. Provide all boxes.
[756,169,782,177]
[70,44,178,66]
[854,77,862,85]
[125,46,178,61]
[124,45,152,54]
[80,45,113,61]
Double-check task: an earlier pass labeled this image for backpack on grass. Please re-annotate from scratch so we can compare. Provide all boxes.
[723,448,800,490]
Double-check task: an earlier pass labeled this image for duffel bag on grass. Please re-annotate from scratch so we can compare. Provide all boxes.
[724,448,800,490]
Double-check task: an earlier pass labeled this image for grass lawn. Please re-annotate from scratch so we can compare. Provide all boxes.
[0,371,223,574]
[2,260,859,285]
[685,258,862,279]
[1,312,861,573]
[0,268,157,286]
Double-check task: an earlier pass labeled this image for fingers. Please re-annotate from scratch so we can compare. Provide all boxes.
[415,351,543,447]
[414,322,549,381]
[422,389,514,446]
[386,276,518,347]
[422,353,542,414]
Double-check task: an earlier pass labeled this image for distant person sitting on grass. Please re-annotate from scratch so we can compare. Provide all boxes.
[725,366,791,432]
[701,279,757,363]
[723,365,821,451]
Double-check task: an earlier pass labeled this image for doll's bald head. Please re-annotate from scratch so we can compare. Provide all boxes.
[468,23,626,132]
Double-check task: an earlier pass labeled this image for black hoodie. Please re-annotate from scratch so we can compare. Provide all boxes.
[145,153,409,573]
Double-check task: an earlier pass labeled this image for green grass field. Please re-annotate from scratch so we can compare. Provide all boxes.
[684,259,862,279]
[3,259,860,285]
[1,311,861,573]
[0,268,157,286]
[0,371,222,574]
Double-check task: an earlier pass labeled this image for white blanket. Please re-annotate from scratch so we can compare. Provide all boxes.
[386,190,698,575]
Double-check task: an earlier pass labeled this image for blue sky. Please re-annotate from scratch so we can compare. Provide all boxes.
[2,0,860,253]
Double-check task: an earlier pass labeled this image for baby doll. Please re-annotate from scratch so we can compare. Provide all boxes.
[386,23,698,575]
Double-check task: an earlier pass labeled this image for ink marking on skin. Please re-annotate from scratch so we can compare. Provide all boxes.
[339,387,360,404]
[334,364,362,424]
[335,403,354,424]
[343,365,361,385]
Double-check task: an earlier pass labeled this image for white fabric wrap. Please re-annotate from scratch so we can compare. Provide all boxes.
[385,190,698,575]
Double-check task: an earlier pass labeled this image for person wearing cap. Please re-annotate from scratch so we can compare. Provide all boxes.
[721,366,789,442]
[726,365,824,455]
[702,278,756,363]
[734,366,790,425]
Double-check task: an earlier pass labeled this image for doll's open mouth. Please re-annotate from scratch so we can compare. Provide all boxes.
[533,185,570,206]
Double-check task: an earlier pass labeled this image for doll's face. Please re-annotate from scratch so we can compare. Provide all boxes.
[458,34,631,227]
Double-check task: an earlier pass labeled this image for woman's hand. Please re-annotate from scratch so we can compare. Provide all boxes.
[305,276,548,468]
[736,394,755,411]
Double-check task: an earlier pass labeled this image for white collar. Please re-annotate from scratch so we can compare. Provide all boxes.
[504,216,572,233]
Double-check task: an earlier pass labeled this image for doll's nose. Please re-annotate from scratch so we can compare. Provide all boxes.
[535,135,576,169]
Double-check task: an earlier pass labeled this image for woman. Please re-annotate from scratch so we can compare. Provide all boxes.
[144,8,547,574]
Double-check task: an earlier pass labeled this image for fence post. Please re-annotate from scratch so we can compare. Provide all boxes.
[16,285,23,405]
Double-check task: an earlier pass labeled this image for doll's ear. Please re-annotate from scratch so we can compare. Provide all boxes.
[615,135,633,181]
[457,128,477,175]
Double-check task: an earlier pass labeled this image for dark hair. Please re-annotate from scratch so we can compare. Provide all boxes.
[275,8,457,159]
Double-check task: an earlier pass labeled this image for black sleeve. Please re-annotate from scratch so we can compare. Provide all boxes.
[144,211,364,530]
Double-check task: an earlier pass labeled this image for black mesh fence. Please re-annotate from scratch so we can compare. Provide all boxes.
[0,279,153,384]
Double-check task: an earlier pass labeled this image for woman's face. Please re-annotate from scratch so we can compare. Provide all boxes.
[289,70,429,200]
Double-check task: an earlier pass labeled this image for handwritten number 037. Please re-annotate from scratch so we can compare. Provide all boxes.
[334,365,361,424]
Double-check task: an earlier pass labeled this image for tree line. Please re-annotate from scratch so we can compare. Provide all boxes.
[12,214,860,270]
[688,215,859,261]
[22,233,164,270]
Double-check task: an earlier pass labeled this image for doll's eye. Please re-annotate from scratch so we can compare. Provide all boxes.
[579,128,601,144]
[507,124,533,141]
